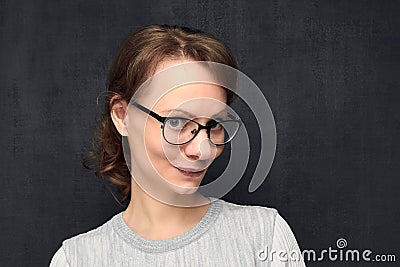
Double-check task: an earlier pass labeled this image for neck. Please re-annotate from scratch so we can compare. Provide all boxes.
[122,178,210,240]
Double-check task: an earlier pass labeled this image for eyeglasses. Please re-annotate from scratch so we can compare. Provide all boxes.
[131,102,242,146]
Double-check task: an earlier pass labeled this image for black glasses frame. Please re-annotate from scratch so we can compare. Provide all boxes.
[131,102,242,146]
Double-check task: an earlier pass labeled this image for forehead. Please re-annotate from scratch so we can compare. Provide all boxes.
[154,83,227,117]
[134,59,229,116]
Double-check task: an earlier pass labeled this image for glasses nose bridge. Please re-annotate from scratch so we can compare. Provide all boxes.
[190,122,211,142]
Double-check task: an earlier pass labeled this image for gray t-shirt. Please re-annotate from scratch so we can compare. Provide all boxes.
[50,197,305,266]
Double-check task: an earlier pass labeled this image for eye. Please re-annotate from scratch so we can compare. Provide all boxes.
[207,119,222,130]
[166,118,188,129]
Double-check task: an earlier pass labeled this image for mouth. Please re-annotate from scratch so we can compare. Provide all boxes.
[175,167,206,178]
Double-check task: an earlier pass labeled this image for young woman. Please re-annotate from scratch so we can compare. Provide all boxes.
[50,25,305,266]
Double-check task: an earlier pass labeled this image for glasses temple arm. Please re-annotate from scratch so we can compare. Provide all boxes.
[131,102,165,123]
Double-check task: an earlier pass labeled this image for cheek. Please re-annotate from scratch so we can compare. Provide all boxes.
[144,122,167,161]
[215,146,224,158]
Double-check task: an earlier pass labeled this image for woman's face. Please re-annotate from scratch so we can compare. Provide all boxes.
[128,60,227,196]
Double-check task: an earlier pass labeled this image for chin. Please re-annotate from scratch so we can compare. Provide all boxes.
[167,182,200,195]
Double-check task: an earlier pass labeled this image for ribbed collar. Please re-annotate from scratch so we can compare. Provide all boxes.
[112,197,222,253]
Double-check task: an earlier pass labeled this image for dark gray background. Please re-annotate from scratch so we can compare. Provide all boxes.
[1,0,399,266]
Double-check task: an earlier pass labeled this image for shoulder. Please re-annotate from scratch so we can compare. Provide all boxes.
[215,199,280,247]
[271,212,303,252]
[62,215,115,248]
[49,246,69,267]
[53,213,120,265]
[217,198,279,225]
[215,200,304,265]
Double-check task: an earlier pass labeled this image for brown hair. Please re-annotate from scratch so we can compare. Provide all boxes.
[84,24,238,206]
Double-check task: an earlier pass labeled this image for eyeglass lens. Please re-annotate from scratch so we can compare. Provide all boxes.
[163,118,240,145]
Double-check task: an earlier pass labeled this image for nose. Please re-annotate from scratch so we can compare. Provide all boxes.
[182,128,215,161]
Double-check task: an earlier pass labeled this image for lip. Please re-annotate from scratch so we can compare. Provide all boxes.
[175,167,206,177]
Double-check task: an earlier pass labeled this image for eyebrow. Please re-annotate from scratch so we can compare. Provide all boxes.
[160,108,227,118]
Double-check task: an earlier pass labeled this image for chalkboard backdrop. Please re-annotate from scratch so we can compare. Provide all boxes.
[1,1,399,266]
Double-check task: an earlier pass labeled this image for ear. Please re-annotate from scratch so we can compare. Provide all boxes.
[110,95,128,136]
